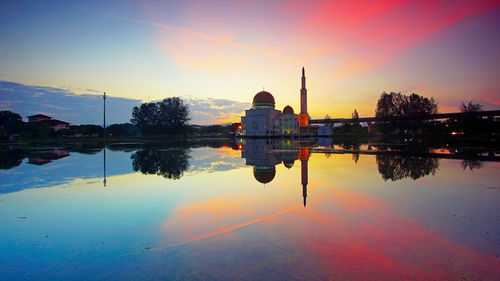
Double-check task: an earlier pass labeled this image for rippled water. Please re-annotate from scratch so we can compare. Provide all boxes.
[1,139,499,280]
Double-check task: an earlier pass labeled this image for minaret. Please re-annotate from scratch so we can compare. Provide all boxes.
[298,67,309,127]
[301,67,307,113]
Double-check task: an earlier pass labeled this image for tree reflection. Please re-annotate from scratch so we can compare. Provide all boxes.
[131,148,191,179]
[0,148,24,169]
[352,153,359,164]
[461,160,484,171]
[376,155,439,181]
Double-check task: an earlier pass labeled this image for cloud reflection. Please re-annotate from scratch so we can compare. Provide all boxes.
[161,205,301,249]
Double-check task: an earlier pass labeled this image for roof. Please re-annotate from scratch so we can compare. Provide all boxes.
[42,119,70,125]
[28,114,52,119]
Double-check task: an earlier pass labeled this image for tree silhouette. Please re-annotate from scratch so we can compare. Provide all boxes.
[352,109,359,119]
[131,148,191,179]
[375,92,438,118]
[131,97,190,135]
[0,110,26,139]
[456,101,486,133]
[459,101,483,113]
[375,92,438,134]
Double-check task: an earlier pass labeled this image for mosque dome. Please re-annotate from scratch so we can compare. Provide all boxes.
[283,105,294,114]
[252,91,275,109]
[253,166,276,184]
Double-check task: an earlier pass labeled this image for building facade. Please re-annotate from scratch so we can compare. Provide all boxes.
[240,68,310,137]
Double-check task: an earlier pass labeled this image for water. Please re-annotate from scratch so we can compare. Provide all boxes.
[1,139,499,280]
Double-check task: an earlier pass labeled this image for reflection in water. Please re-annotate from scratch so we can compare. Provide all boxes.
[0,147,69,169]
[0,140,241,194]
[300,147,309,207]
[462,159,484,171]
[352,152,360,163]
[103,146,106,187]
[0,139,497,193]
[27,149,69,165]
[131,148,191,180]
[1,139,500,280]
[376,155,439,181]
[0,147,25,169]
[239,138,500,203]
[241,139,312,206]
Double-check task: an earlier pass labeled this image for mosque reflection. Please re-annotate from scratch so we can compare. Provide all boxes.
[240,139,314,206]
[238,138,500,206]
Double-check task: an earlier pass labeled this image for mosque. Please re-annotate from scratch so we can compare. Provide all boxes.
[239,67,316,137]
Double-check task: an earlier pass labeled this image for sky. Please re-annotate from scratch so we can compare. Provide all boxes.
[0,0,499,125]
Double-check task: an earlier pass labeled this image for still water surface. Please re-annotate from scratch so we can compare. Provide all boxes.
[1,140,500,280]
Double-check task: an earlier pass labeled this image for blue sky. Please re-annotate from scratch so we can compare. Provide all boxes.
[0,80,250,125]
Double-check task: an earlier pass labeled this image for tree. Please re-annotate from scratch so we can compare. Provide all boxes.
[375,92,438,118]
[131,97,190,135]
[0,111,22,123]
[351,109,361,128]
[459,101,482,113]
[324,114,334,131]
[0,111,26,138]
[457,101,485,134]
[352,109,359,119]
[375,92,438,135]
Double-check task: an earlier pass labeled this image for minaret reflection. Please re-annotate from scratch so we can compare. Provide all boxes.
[240,139,312,206]
[299,147,309,207]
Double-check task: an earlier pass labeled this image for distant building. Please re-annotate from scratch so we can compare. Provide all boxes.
[27,114,70,131]
[28,114,52,123]
[240,67,315,137]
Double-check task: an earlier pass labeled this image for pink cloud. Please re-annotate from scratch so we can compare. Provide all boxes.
[292,0,500,76]
[105,13,297,64]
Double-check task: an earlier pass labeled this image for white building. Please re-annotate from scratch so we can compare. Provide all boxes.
[240,68,309,137]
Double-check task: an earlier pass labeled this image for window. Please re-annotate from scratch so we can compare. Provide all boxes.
[253,122,257,130]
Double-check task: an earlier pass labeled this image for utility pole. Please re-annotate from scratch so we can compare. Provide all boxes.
[103,92,106,137]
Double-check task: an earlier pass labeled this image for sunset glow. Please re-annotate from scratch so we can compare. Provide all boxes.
[1,0,499,124]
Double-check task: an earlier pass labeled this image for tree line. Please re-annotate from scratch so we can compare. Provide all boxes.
[326,91,495,137]
[1,96,240,141]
